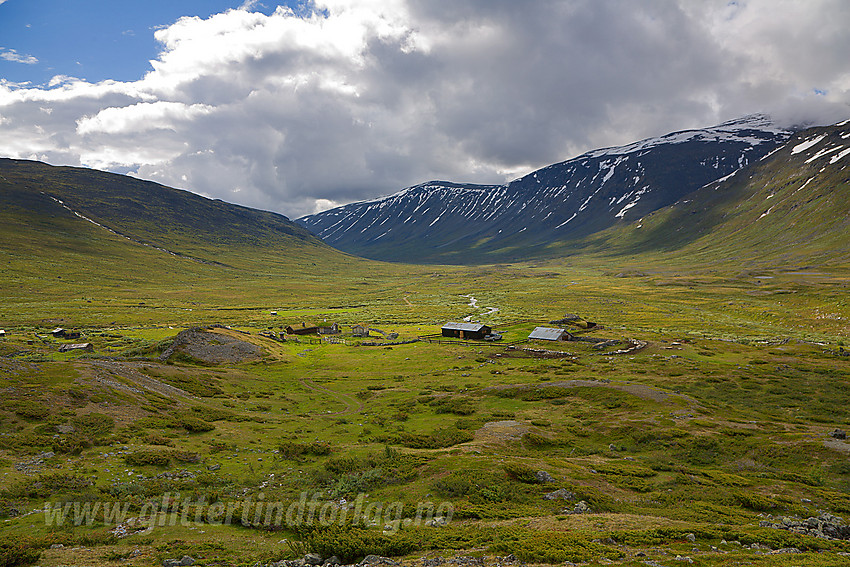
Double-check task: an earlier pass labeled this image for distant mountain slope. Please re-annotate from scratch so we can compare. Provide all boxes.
[0,158,329,269]
[298,115,792,263]
[592,119,850,266]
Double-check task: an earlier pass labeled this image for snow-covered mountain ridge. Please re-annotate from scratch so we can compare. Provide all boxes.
[298,114,793,263]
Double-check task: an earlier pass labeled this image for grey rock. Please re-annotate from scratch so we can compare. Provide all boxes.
[685,533,695,543]
[358,556,398,566]
[325,556,341,566]
[572,500,590,514]
[543,488,574,501]
[534,470,556,483]
[832,429,847,440]
[305,553,323,565]
[769,513,850,540]
[207,464,221,471]
[163,557,195,567]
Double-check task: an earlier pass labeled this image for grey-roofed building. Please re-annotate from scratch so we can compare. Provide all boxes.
[59,343,93,353]
[528,327,572,341]
[441,322,492,340]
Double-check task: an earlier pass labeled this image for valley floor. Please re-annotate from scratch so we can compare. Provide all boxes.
[2,260,850,567]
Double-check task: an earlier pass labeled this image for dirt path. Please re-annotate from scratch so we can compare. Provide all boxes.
[403,295,413,306]
[299,378,364,416]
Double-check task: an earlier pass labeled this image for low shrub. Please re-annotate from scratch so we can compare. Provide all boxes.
[278,441,332,460]
[190,406,236,422]
[145,434,175,446]
[71,413,114,438]
[521,432,562,449]
[430,397,476,416]
[298,525,416,564]
[171,451,202,463]
[125,449,171,467]
[591,461,656,478]
[491,531,621,563]
[391,428,473,449]
[178,416,215,433]
[731,490,780,512]
[3,473,94,499]
[7,400,49,420]
[0,536,42,567]
[503,463,538,484]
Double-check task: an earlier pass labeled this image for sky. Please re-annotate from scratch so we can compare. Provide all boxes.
[1,0,849,219]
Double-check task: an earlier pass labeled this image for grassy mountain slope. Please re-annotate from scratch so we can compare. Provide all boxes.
[567,121,850,268]
[0,158,330,268]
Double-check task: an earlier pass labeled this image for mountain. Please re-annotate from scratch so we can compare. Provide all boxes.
[0,158,348,288]
[298,115,792,263]
[589,119,850,266]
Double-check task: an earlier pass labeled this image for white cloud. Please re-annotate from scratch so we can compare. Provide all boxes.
[0,0,849,218]
[0,48,39,65]
[76,101,214,135]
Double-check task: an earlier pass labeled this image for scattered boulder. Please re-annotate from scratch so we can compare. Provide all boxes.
[534,470,556,483]
[685,533,696,543]
[831,429,847,440]
[762,512,850,540]
[358,556,398,566]
[305,553,323,565]
[207,463,221,471]
[567,500,591,514]
[543,488,574,501]
[163,556,195,567]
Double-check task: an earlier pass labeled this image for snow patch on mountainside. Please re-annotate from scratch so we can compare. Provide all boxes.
[585,114,784,159]
[791,135,826,155]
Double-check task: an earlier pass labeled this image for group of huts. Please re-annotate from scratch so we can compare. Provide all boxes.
[282,322,397,340]
[440,314,596,343]
[50,328,93,353]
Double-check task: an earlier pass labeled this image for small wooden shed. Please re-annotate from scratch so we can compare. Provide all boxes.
[441,322,492,340]
[528,327,572,341]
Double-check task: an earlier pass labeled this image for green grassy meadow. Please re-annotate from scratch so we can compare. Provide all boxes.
[2,250,850,567]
